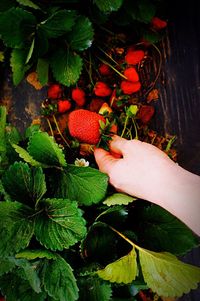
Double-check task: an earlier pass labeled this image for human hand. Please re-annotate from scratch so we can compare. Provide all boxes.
[94,135,176,202]
[94,135,200,235]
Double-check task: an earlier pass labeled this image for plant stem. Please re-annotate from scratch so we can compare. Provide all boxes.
[144,43,162,97]
[97,45,119,65]
[132,119,138,140]
[120,115,129,138]
[46,118,54,138]
[52,115,70,147]
[97,56,127,80]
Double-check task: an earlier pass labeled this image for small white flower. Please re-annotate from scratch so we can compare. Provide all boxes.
[74,158,89,167]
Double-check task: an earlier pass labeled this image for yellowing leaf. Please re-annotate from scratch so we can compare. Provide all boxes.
[97,248,137,284]
[139,248,200,297]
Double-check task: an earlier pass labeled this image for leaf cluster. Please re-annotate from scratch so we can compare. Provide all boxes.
[0,0,167,86]
[0,106,200,300]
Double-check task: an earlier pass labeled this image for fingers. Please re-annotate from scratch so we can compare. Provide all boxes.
[94,147,118,174]
[109,135,128,156]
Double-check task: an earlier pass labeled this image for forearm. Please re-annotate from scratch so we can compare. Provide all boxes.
[150,163,200,236]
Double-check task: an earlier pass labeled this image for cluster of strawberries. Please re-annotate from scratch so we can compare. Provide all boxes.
[45,16,167,148]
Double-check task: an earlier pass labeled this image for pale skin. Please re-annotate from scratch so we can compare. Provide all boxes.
[94,135,200,236]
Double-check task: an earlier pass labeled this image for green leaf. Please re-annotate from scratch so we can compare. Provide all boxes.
[50,48,83,86]
[12,144,44,167]
[27,131,67,167]
[97,248,137,284]
[41,256,78,301]
[2,162,47,205]
[0,106,7,172]
[0,273,46,301]
[13,258,41,293]
[103,193,137,206]
[95,206,128,227]
[139,248,200,297]
[25,124,40,139]
[138,205,200,256]
[36,58,49,86]
[53,165,108,206]
[78,275,112,301]
[35,198,86,250]
[25,37,35,64]
[16,0,41,10]
[0,201,35,256]
[40,10,77,38]
[10,48,28,86]
[137,1,156,23]
[81,222,118,263]
[16,249,57,260]
[0,257,16,276]
[68,16,94,51]
[0,7,36,48]
[0,0,16,12]
[94,0,124,12]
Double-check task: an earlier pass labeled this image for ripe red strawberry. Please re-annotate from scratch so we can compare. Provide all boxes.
[89,98,105,112]
[99,63,112,76]
[124,67,139,82]
[58,100,72,113]
[125,49,145,65]
[151,17,167,30]
[120,81,141,94]
[137,105,155,124]
[94,81,112,97]
[68,109,106,144]
[71,87,86,106]
[48,84,62,99]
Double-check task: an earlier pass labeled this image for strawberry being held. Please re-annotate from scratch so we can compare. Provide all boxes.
[72,87,86,106]
[68,109,106,145]
[48,84,62,99]
[94,81,112,97]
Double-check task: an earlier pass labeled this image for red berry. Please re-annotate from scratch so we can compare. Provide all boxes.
[48,84,62,99]
[89,98,105,112]
[94,81,112,97]
[99,64,112,76]
[125,49,145,65]
[124,67,139,82]
[71,87,86,107]
[68,109,106,145]
[120,81,141,94]
[58,100,72,113]
[137,105,155,124]
[151,17,167,30]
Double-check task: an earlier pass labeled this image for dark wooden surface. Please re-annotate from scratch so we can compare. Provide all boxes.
[154,1,200,300]
[0,1,200,300]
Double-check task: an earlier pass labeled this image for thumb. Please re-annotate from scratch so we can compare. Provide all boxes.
[94,147,118,174]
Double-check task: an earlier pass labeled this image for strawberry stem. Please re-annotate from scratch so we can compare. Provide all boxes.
[120,115,129,138]
[46,117,54,138]
[52,115,70,147]
[97,46,119,65]
[132,119,138,139]
[144,43,162,96]
[97,56,128,80]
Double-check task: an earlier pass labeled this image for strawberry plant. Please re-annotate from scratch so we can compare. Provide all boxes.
[0,0,168,87]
